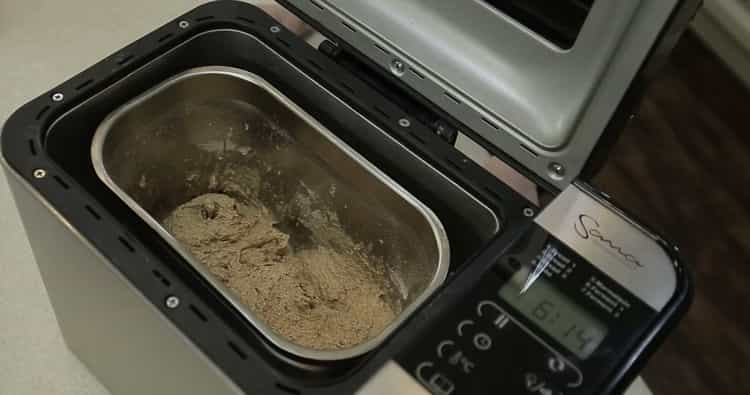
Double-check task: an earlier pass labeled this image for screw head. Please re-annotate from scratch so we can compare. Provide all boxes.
[51,93,64,102]
[165,295,180,309]
[390,59,405,76]
[523,207,535,217]
[270,25,281,33]
[398,118,411,128]
[178,20,190,29]
[33,169,47,179]
[548,162,565,180]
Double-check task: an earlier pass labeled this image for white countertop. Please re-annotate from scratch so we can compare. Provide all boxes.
[0,1,652,393]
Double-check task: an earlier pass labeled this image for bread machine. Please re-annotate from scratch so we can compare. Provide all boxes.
[1,0,699,393]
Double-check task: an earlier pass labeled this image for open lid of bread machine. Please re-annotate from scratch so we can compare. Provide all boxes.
[277,0,699,189]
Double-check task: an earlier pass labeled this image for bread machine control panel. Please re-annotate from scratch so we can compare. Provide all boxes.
[358,184,683,395]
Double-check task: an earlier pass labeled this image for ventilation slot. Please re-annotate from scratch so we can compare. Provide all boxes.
[189,305,208,322]
[227,341,248,360]
[195,16,214,22]
[275,383,301,395]
[446,159,465,172]
[151,269,171,287]
[374,43,390,55]
[236,16,255,24]
[116,54,134,66]
[519,144,539,157]
[28,140,37,155]
[157,33,174,43]
[118,236,135,252]
[444,91,461,104]
[276,37,291,48]
[481,117,500,130]
[35,106,50,120]
[483,186,505,203]
[75,79,94,90]
[307,59,324,71]
[309,0,324,11]
[409,67,425,79]
[408,131,426,144]
[339,81,355,94]
[53,175,70,189]
[373,105,391,119]
[342,21,357,33]
[85,205,101,220]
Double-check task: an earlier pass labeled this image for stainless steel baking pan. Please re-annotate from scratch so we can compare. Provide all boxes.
[91,66,449,361]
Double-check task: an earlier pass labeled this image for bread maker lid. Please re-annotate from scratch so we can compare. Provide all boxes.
[279,0,685,187]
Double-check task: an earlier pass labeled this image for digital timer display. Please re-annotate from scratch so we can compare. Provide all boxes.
[499,273,606,359]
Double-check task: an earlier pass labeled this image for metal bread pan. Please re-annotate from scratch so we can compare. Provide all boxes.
[91,66,449,361]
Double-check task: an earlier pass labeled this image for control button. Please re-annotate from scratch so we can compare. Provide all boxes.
[543,354,583,388]
[428,373,456,395]
[477,300,503,318]
[456,320,475,337]
[436,340,475,375]
[436,340,455,358]
[476,300,510,330]
[524,373,556,395]
[566,372,583,388]
[494,313,510,330]
[547,356,566,373]
[447,350,475,375]
[415,362,455,395]
[473,333,492,351]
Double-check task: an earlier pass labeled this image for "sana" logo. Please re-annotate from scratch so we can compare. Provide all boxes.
[573,214,642,269]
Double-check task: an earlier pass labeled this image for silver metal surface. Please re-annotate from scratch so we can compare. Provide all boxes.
[270,25,281,33]
[91,66,450,361]
[398,118,411,128]
[2,165,243,395]
[178,20,189,29]
[52,92,64,102]
[390,58,405,76]
[283,0,682,186]
[355,361,429,395]
[548,162,565,180]
[535,183,677,311]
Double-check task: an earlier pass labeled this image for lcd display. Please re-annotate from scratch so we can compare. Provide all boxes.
[499,270,606,359]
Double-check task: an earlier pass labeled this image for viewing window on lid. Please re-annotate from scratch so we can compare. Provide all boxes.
[480,0,595,49]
